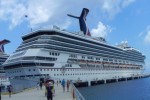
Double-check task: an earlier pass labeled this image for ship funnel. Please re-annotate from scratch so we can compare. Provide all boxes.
[67,8,91,36]
[0,39,10,53]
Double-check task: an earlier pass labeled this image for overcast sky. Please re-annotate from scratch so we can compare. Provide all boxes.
[0,0,150,71]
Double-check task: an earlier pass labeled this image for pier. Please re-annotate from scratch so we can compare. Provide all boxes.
[2,84,73,100]
[1,74,150,100]
[74,74,150,87]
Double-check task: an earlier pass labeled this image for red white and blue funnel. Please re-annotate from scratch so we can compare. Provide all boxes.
[68,8,91,36]
[0,39,10,53]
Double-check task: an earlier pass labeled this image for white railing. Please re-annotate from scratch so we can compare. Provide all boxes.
[71,82,85,100]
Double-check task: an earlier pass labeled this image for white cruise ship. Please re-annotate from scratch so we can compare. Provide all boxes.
[0,39,10,88]
[3,8,145,90]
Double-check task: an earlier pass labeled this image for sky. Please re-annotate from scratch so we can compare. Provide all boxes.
[0,0,150,71]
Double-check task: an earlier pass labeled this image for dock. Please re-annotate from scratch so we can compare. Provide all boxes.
[2,84,73,100]
[2,74,150,100]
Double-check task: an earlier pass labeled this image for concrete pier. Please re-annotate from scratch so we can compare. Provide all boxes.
[2,74,150,100]
[104,79,106,84]
[88,81,91,86]
[116,78,118,82]
[2,84,73,100]
[75,74,150,87]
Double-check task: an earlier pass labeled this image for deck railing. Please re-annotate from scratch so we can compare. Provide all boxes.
[71,82,85,100]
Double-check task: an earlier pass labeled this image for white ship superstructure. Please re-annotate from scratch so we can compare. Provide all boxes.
[0,39,10,87]
[3,8,145,89]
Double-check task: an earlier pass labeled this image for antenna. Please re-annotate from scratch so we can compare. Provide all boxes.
[67,14,79,19]
[24,14,33,32]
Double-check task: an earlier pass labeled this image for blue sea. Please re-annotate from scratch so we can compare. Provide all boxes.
[78,77,150,100]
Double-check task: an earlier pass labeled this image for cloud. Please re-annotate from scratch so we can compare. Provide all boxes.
[0,0,26,29]
[91,22,112,38]
[100,0,136,19]
[140,26,150,44]
[138,32,143,38]
[26,0,60,27]
[144,27,150,44]
[0,0,136,29]
[121,0,135,7]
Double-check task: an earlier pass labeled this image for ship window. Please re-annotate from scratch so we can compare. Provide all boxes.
[52,52,54,55]
[82,56,85,59]
[55,53,57,56]
[70,54,77,58]
[33,69,35,71]
[45,57,57,61]
[22,56,34,60]
[65,64,67,67]
[49,52,51,55]
[88,57,93,59]
[29,69,31,71]
[39,63,54,67]
[36,56,45,60]
[103,58,108,61]
[109,59,113,62]
[46,57,52,61]
[96,58,100,60]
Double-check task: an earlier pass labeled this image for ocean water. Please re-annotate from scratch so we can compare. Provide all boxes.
[78,77,150,100]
